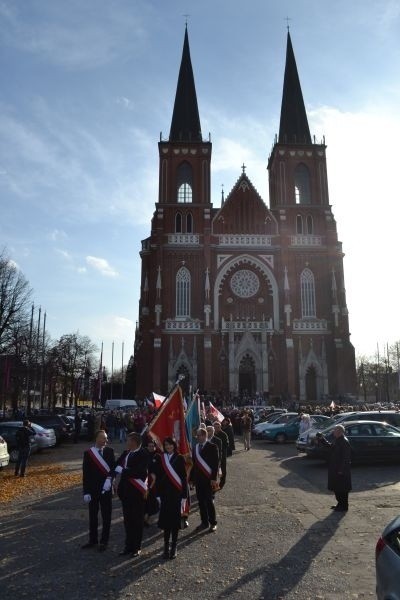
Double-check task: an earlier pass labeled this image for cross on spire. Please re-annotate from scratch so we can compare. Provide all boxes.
[241,163,246,174]
[284,16,291,32]
[183,14,190,27]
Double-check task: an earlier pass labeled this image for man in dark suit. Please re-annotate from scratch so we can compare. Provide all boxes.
[316,424,352,511]
[115,432,149,557]
[213,421,229,489]
[190,428,219,533]
[82,429,116,551]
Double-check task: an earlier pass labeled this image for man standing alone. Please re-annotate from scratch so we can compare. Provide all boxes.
[15,419,35,477]
[316,424,352,512]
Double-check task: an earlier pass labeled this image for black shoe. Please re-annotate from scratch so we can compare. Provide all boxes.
[195,523,208,532]
[334,506,348,512]
[163,544,170,559]
[330,505,338,510]
[169,544,177,559]
[81,542,97,549]
[208,524,217,533]
[98,543,107,552]
[131,550,141,558]
[118,548,132,556]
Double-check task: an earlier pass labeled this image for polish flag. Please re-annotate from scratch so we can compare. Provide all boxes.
[148,386,190,455]
[153,392,166,408]
[208,401,224,423]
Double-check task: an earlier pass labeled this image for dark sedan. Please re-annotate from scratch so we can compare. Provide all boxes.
[305,420,400,463]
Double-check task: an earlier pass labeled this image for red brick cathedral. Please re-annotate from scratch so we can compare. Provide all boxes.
[134,28,356,403]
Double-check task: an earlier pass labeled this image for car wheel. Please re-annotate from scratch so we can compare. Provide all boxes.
[275,433,287,444]
[9,448,18,462]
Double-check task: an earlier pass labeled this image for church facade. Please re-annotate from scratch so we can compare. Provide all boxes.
[134,29,357,403]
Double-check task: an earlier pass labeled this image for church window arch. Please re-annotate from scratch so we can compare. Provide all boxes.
[296,214,303,234]
[186,213,193,233]
[300,268,316,318]
[294,164,311,204]
[306,215,313,234]
[176,266,191,317]
[175,212,182,233]
[177,162,193,203]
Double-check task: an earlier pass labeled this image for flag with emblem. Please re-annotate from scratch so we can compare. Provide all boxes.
[148,385,190,455]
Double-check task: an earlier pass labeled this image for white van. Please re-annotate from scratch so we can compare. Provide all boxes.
[104,399,138,410]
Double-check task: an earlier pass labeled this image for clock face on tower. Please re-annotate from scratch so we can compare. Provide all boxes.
[230,269,260,298]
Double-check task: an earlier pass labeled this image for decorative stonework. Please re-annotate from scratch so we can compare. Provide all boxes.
[293,319,328,332]
[230,269,260,298]
[290,235,322,246]
[165,319,201,331]
[221,319,273,332]
[218,235,272,246]
[168,234,200,245]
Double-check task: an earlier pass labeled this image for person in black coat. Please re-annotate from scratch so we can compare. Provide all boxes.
[189,428,219,533]
[151,437,188,559]
[213,421,229,489]
[15,420,36,477]
[144,440,161,526]
[82,430,116,550]
[115,432,149,557]
[221,417,235,456]
[316,424,352,511]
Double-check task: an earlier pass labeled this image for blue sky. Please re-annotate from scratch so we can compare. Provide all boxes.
[1,0,399,369]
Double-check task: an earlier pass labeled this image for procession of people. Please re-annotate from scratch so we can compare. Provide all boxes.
[81,387,236,559]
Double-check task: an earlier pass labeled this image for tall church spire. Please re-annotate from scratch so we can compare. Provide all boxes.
[169,27,202,142]
[278,32,311,144]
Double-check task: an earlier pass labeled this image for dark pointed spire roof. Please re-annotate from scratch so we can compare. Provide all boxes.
[169,27,202,142]
[278,32,311,144]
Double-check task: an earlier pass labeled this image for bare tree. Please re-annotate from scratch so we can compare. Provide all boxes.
[0,249,32,352]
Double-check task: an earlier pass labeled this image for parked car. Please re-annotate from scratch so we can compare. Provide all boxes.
[30,414,73,443]
[0,422,39,462]
[0,434,10,467]
[261,414,329,443]
[306,420,400,462]
[252,412,298,439]
[30,423,57,449]
[376,514,400,599]
[296,412,355,452]
[297,410,400,453]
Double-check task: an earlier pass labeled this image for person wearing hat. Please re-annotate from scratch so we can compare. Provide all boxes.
[316,424,352,512]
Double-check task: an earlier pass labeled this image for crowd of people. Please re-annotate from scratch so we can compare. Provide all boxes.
[81,413,236,558]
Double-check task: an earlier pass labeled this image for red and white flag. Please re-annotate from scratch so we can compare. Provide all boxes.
[148,385,190,455]
[152,392,166,408]
[208,401,224,423]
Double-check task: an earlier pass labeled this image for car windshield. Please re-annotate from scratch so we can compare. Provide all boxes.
[31,423,47,433]
[273,414,296,424]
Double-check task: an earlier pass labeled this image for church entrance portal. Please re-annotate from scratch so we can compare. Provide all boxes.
[239,354,256,397]
[305,366,317,402]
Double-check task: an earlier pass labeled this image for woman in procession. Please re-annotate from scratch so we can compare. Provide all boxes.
[151,436,188,559]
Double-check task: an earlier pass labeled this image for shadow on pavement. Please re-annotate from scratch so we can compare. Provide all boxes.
[218,511,345,599]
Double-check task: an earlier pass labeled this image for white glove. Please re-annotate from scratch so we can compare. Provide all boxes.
[102,478,112,493]
[156,497,161,507]
[115,465,123,474]
[83,494,91,504]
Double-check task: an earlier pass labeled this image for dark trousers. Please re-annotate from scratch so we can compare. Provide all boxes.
[196,483,217,526]
[121,497,145,552]
[88,492,112,544]
[219,457,227,489]
[15,447,30,476]
[334,490,349,509]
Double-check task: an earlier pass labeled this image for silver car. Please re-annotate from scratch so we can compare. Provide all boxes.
[31,422,57,449]
[0,434,10,467]
[376,515,400,599]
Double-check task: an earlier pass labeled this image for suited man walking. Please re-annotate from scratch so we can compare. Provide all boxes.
[82,429,116,551]
[213,421,229,489]
[190,428,219,533]
[115,432,149,557]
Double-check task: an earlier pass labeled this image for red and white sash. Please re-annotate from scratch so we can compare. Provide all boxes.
[195,444,212,479]
[128,476,148,497]
[88,447,111,476]
[161,453,183,492]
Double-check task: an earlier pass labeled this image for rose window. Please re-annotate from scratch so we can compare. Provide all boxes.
[230,269,260,298]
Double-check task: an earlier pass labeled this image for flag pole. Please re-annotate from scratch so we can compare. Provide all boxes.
[97,342,103,408]
[111,341,114,400]
[121,341,124,399]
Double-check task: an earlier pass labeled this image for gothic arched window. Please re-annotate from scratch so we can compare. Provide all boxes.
[294,164,311,204]
[176,267,191,317]
[296,214,303,234]
[186,213,193,233]
[300,268,316,318]
[306,215,313,234]
[177,162,193,203]
[175,212,182,233]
